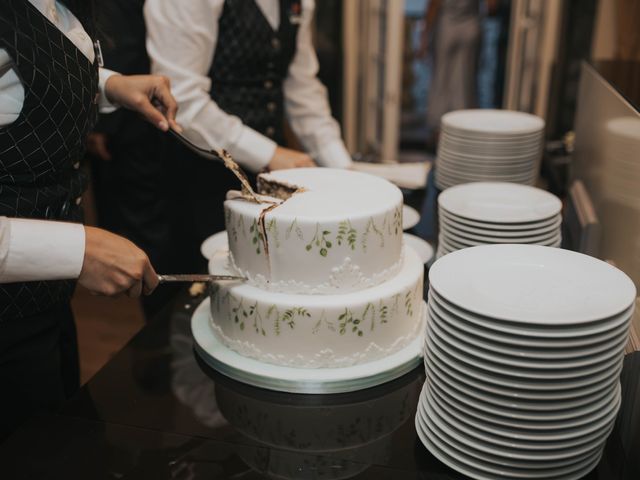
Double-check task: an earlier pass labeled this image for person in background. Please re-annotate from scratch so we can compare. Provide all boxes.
[0,0,178,440]
[144,0,353,240]
[421,0,485,136]
[85,0,183,317]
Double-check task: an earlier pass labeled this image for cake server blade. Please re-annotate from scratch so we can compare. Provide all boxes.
[158,274,246,283]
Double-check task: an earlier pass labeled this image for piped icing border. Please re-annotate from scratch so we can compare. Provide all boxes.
[228,248,406,295]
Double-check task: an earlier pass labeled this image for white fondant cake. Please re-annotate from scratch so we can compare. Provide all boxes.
[225,168,404,294]
[210,168,424,368]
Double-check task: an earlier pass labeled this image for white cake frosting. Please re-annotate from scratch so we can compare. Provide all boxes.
[225,168,404,294]
[209,248,424,368]
[210,168,424,369]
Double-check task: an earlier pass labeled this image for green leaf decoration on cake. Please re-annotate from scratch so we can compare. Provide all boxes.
[248,301,266,336]
[250,220,264,255]
[336,220,357,250]
[237,215,247,239]
[312,310,335,334]
[267,305,281,335]
[362,218,384,252]
[231,298,246,331]
[266,218,280,248]
[286,218,304,241]
[281,307,311,331]
[405,291,414,317]
[362,303,375,331]
[379,300,389,324]
[306,223,332,257]
[338,308,363,336]
[393,206,402,235]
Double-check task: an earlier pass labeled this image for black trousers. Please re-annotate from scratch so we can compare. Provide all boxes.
[0,302,79,442]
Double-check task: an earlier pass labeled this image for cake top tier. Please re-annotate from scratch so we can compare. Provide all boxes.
[224,168,405,295]
[232,168,403,221]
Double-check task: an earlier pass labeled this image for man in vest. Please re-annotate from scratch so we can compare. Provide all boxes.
[144,0,352,238]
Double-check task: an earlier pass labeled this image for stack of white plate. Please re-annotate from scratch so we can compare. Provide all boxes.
[435,109,545,190]
[416,244,636,480]
[436,182,562,259]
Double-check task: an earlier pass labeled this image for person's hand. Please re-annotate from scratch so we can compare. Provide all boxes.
[268,146,316,171]
[104,74,181,132]
[86,132,111,161]
[78,227,159,298]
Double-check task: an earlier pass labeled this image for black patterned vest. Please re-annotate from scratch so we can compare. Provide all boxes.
[209,0,300,146]
[0,0,99,320]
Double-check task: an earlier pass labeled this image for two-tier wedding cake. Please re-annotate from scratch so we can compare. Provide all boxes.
[208,168,424,368]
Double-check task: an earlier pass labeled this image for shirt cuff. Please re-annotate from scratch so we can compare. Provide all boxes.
[98,68,120,114]
[1,219,86,283]
[316,140,353,169]
[228,126,277,173]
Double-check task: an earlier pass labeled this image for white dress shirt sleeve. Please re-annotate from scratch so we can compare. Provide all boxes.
[144,0,276,173]
[0,217,85,283]
[98,67,120,114]
[283,0,352,169]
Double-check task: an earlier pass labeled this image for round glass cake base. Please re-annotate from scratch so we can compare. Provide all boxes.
[192,298,426,394]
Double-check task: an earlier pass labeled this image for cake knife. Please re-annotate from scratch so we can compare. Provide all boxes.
[157,274,246,283]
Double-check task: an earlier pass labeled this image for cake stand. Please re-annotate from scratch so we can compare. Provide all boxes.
[191,298,426,394]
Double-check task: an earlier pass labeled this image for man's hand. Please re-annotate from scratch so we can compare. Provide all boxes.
[79,227,159,298]
[268,146,316,171]
[104,74,181,132]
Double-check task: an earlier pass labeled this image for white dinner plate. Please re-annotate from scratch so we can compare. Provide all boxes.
[424,343,621,401]
[436,160,538,178]
[429,289,633,342]
[441,227,560,245]
[423,366,620,422]
[429,245,637,325]
[419,402,605,468]
[436,160,539,177]
[416,406,604,478]
[442,110,545,136]
[427,375,620,434]
[435,168,537,185]
[438,208,561,230]
[426,328,623,386]
[439,214,561,238]
[415,412,602,480]
[438,232,561,251]
[438,148,542,163]
[402,204,420,230]
[438,183,561,223]
[420,398,613,463]
[439,140,543,156]
[441,128,544,143]
[403,233,433,264]
[427,306,628,371]
[427,297,632,358]
[200,230,229,260]
[423,329,625,392]
[426,384,621,443]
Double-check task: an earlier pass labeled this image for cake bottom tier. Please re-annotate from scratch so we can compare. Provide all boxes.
[209,248,425,368]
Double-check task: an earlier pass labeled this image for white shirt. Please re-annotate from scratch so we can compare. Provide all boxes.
[144,0,352,173]
[0,0,118,283]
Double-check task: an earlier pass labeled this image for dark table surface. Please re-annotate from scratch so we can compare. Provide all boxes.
[1,289,639,479]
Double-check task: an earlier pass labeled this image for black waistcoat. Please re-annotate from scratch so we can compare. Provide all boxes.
[209,0,300,146]
[0,0,99,320]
